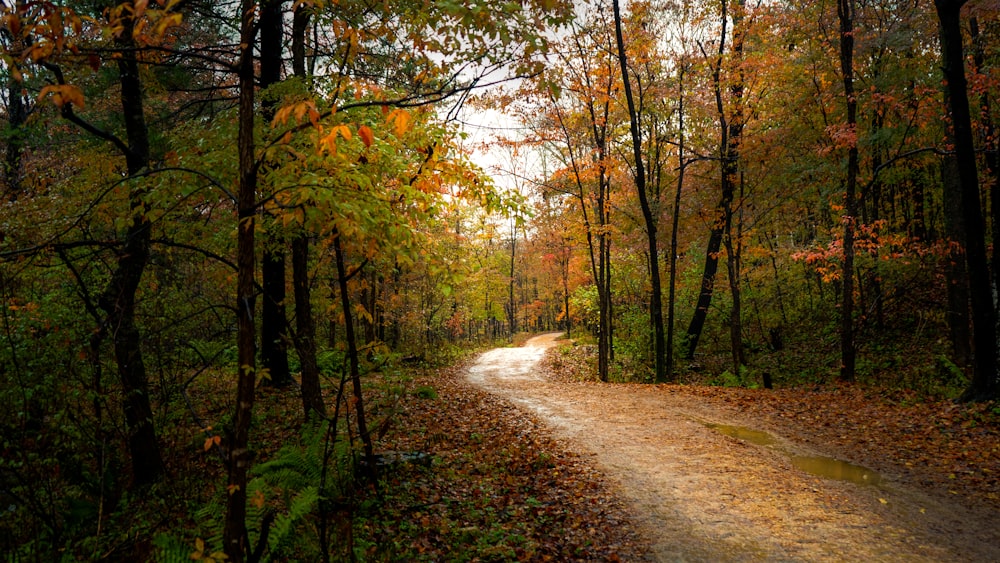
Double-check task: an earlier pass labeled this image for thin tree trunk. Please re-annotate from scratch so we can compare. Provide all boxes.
[100,8,164,486]
[4,41,25,203]
[685,0,739,363]
[224,0,258,558]
[507,215,517,336]
[838,0,858,382]
[612,0,665,382]
[548,81,610,381]
[332,229,375,478]
[561,243,571,338]
[667,63,687,382]
[723,0,747,373]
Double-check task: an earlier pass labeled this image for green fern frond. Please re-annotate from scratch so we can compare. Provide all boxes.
[267,486,321,558]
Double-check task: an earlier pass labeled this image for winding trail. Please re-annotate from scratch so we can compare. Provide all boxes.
[466,333,1000,562]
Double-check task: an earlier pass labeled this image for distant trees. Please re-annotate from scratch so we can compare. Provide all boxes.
[488,0,999,398]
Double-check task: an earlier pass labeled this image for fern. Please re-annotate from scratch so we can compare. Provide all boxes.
[155,419,357,562]
[266,486,320,558]
[151,534,194,563]
[248,418,358,561]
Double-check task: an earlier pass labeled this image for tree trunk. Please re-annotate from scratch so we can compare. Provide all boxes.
[685,0,740,363]
[666,63,687,382]
[224,0,258,558]
[332,229,376,479]
[723,0,747,373]
[936,0,998,401]
[969,16,1000,383]
[612,0,666,383]
[838,0,858,382]
[261,251,291,386]
[289,3,324,419]
[99,9,164,486]
[259,0,291,388]
[942,156,972,370]
[4,52,25,202]
[548,65,611,381]
[293,235,325,419]
[507,216,517,336]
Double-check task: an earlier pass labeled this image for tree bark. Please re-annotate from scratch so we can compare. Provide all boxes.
[685,0,740,364]
[259,0,291,388]
[224,0,258,558]
[4,43,25,203]
[97,6,164,486]
[838,0,858,382]
[293,235,325,419]
[666,62,687,382]
[612,0,666,383]
[723,0,747,373]
[333,229,376,479]
[936,0,998,401]
[289,3,325,419]
[942,156,972,369]
[969,16,1000,382]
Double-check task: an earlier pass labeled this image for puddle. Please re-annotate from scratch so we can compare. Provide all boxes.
[704,423,777,446]
[701,421,881,486]
[791,455,881,486]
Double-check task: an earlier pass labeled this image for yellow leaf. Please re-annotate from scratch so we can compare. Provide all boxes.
[878,498,888,504]
[387,108,410,137]
[227,484,240,494]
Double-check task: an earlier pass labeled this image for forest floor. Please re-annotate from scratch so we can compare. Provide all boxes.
[446,332,1000,562]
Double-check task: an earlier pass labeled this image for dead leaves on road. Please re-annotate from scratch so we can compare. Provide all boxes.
[371,363,645,561]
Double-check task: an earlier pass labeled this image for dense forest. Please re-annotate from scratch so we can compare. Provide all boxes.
[1,0,999,560]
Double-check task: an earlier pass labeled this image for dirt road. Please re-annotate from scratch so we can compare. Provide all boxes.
[466,333,1000,562]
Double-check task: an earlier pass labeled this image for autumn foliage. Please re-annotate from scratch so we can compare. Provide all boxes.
[1,0,1000,559]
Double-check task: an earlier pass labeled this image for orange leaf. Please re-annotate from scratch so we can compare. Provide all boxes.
[39,84,85,109]
[203,435,221,451]
[358,125,374,147]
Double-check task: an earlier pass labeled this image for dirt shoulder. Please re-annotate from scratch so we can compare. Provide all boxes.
[466,333,1000,562]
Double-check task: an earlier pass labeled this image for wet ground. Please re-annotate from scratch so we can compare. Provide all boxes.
[466,333,1000,562]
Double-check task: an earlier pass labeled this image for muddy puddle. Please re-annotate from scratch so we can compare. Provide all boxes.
[702,421,881,486]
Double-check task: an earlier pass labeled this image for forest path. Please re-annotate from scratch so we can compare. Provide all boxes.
[466,333,1000,562]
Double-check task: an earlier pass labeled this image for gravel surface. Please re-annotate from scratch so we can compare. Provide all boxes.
[466,333,1000,562]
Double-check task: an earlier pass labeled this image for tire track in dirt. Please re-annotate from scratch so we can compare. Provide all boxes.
[467,333,1000,562]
